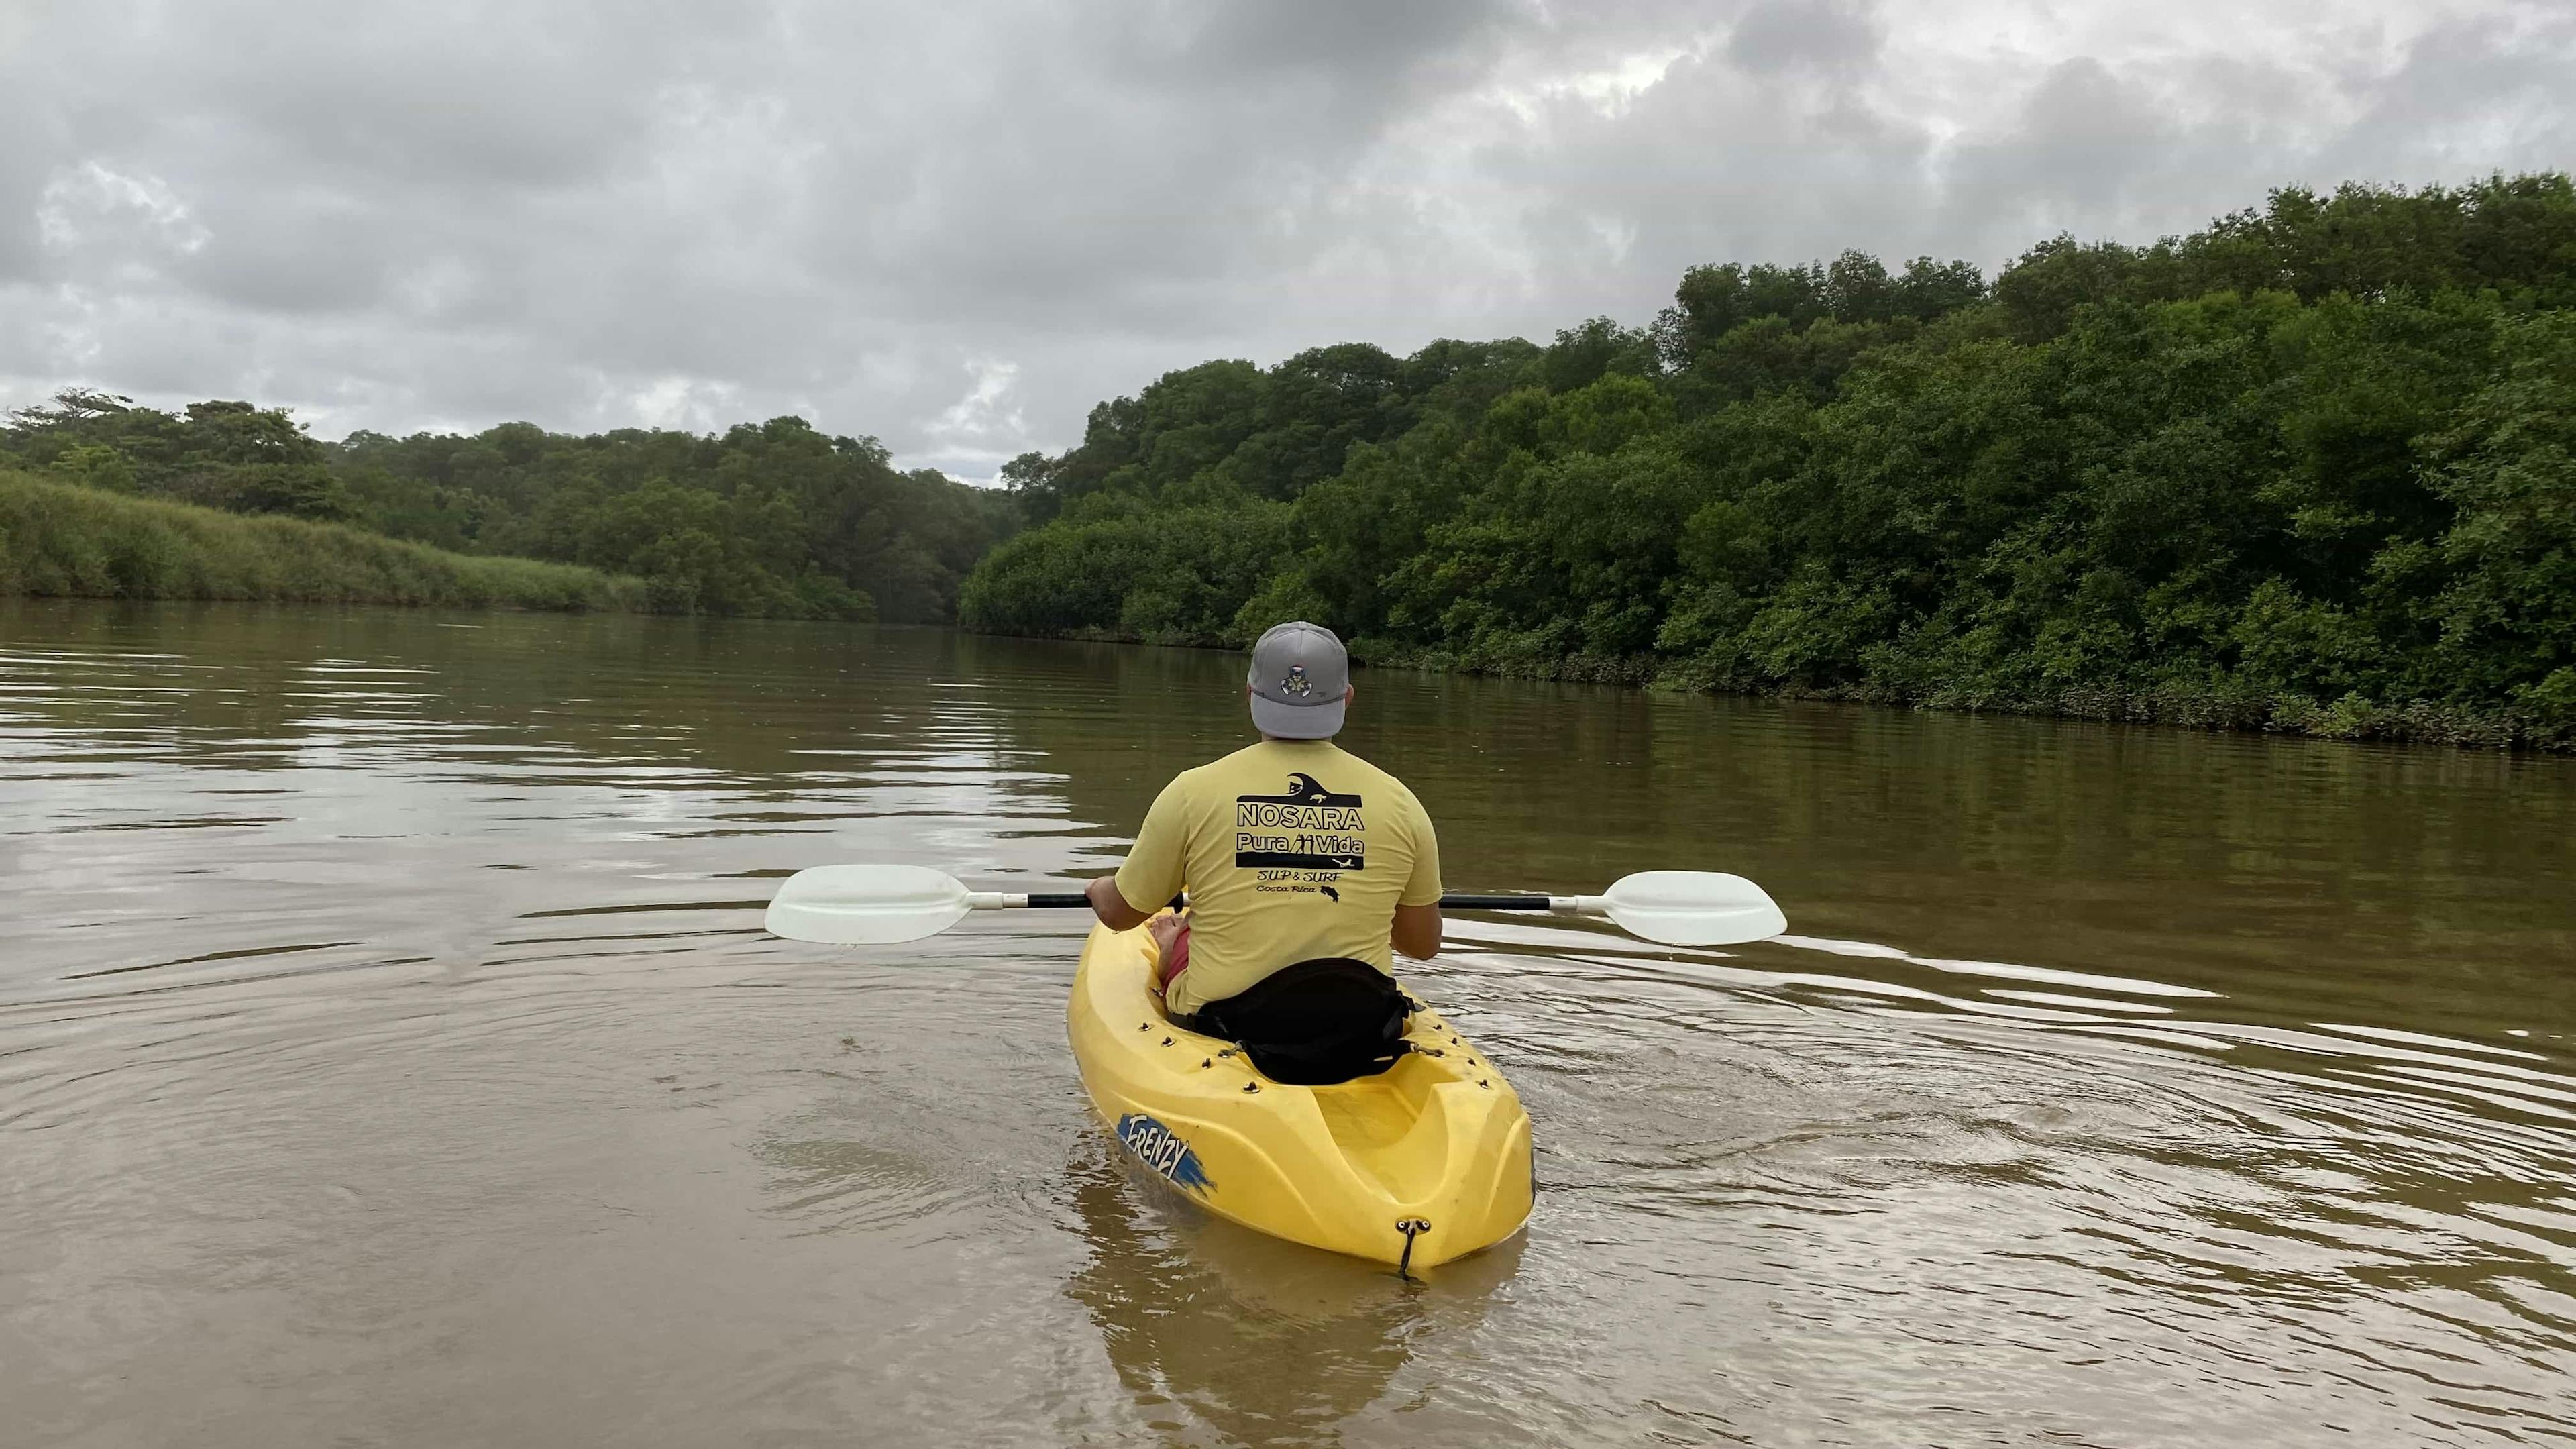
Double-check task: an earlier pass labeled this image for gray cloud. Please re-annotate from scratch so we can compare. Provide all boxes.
[1724,0,1881,76]
[2,0,2571,480]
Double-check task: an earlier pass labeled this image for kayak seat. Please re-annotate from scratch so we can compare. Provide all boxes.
[1190,957,1417,1087]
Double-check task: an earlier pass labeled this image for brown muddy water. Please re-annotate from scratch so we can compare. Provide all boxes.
[2,600,2573,1448]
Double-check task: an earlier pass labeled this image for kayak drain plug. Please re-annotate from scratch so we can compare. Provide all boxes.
[1395,1218,1432,1277]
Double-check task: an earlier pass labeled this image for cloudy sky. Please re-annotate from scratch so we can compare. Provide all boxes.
[2,0,2569,480]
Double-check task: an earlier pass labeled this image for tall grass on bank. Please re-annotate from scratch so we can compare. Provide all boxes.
[0,470,649,612]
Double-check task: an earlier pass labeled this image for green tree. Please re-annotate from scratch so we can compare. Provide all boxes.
[963,170,2576,746]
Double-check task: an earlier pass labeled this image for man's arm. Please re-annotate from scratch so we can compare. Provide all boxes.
[1087,875,1155,931]
[1093,780,1185,931]
[1393,800,1443,959]
[1392,902,1441,960]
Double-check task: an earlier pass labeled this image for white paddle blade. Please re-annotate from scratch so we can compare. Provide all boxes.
[1599,870,1786,946]
[765,864,973,945]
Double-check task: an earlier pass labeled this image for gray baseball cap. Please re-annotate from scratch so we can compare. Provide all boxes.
[1247,621,1348,739]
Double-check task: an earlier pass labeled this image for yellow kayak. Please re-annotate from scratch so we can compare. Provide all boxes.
[1066,919,1533,1269]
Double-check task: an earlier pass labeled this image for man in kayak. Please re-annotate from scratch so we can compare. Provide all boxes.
[1084,621,1441,1064]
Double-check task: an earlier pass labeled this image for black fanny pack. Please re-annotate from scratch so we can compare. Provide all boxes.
[1194,957,1415,1087]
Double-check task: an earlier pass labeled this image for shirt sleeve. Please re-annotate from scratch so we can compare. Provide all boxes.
[1114,777,1189,914]
[1399,793,1444,907]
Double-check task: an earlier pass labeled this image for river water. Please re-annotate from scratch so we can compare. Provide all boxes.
[2,601,2571,1448]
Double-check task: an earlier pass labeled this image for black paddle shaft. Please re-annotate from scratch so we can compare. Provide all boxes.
[1437,894,1556,910]
[1028,890,1554,911]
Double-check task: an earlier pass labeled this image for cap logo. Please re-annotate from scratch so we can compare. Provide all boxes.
[1281,664,1313,698]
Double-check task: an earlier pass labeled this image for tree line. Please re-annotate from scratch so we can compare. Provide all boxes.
[3,398,1016,621]
[10,173,2570,744]
[962,174,2576,747]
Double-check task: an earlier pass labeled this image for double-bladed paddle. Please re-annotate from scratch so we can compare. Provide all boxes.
[764,864,1786,948]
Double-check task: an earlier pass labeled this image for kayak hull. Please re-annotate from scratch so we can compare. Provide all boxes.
[1067,920,1533,1269]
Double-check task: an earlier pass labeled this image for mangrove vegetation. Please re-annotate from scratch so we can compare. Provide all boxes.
[962,175,2576,747]
[3,400,1014,622]
[10,173,2572,746]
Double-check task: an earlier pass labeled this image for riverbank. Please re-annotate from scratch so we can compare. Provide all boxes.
[972,625,2573,751]
[0,470,649,612]
[1401,645,2569,751]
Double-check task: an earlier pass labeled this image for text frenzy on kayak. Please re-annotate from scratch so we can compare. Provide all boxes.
[1114,1113,1214,1195]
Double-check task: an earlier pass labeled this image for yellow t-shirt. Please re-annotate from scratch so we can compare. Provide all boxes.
[1114,739,1442,1015]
